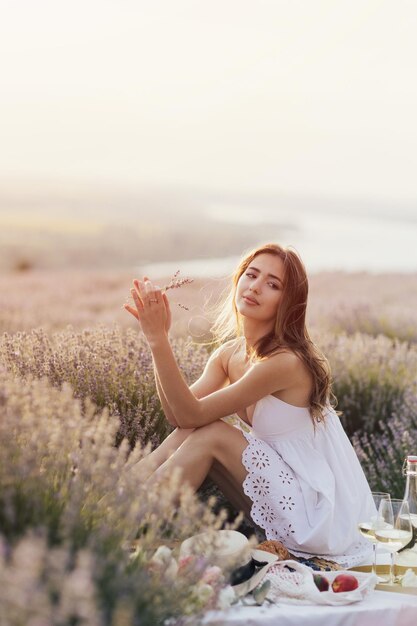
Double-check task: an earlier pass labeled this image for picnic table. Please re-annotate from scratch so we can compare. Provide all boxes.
[203,554,417,626]
[202,588,417,626]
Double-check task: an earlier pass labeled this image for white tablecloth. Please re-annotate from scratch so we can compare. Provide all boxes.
[203,590,417,626]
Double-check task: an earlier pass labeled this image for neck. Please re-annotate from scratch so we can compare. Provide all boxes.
[242,317,274,353]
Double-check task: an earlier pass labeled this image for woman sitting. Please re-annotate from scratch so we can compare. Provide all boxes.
[124,243,373,568]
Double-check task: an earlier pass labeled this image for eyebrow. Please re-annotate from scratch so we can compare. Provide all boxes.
[248,266,284,285]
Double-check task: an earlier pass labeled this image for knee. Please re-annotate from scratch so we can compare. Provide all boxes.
[168,426,195,449]
[174,426,195,436]
[189,421,227,450]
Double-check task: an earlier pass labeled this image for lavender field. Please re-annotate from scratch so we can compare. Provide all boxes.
[1,267,416,624]
[3,0,417,619]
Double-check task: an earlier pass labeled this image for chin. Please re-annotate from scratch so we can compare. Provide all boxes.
[237,303,260,317]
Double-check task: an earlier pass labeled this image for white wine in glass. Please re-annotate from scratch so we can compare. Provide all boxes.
[374,529,412,551]
[357,492,390,580]
[375,499,413,585]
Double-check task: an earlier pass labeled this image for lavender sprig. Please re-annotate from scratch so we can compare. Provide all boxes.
[164,270,194,293]
[127,270,194,310]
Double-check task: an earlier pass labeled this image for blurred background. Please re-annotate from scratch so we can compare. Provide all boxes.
[2,5,417,608]
[1,0,416,335]
[1,0,417,272]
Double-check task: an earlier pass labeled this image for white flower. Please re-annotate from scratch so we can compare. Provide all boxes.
[201,565,223,585]
[150,545,173,566]
[149,546,178,580]
[164,558,179,581]
[401,568,417,587]
[195,583,215,603]
[216,585,236,610]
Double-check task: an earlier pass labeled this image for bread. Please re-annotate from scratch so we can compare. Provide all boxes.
[256,540,291,561]
[256,541,341,570]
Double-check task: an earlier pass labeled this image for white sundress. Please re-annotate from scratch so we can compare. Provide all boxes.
[232,395,374,568]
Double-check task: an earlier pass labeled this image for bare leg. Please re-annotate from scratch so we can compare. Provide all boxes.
[152,421,250,499]
[130,427,195,481]
[209,459,253,520]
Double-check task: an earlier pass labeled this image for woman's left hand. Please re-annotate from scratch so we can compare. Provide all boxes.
[124,277,168,344]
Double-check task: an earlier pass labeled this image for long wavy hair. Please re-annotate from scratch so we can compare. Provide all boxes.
[210,243,336,423]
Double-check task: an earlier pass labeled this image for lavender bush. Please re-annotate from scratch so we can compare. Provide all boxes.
[322,303,417,344]
[0,533,101,626]
[319,332,417,436]
[308,272,417,344]
[352,391,417,498]
[0,327,207,449]
[0,369,240,625]
[2,327,415,443]
[2,266,416,622]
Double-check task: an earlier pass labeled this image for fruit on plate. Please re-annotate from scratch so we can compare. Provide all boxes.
[331,574,359,592]
[313,573,330,591]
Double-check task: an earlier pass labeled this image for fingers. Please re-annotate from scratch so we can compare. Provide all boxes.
[130,287,144,312]
[123,303,140,320]
[124,276,163,321]
[133,278,153,307]
[133,279,143,301]
[144,280,153,298]
[138,277,162,304]
[133,278,149,303]
[147,284,162,305]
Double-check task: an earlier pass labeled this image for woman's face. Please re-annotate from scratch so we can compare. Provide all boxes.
[235,253,285,322]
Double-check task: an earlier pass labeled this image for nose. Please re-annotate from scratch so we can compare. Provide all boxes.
[249,279,261,294]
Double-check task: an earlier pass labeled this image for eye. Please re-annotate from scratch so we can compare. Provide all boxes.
[245,272,256,278]
[269,282,280,290]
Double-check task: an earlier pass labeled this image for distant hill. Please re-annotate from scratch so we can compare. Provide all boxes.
[0,183,289,271]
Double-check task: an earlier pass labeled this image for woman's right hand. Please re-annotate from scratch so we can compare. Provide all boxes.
[125,276,172,334]
[143,275,172,333]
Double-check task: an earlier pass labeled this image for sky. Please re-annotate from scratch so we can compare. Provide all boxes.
[1,0,417,202]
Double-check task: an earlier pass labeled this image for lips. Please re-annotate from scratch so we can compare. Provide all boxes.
[243,295,259,305]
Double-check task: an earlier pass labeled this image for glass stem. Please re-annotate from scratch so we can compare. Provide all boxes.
[372,543,377,577]
[389,553,395,585]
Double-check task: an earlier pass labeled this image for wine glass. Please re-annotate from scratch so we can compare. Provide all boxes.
[357,492,391,581]
[374,499,413,585]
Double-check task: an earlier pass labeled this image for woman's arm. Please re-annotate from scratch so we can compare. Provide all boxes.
[125,281,179,427]
[150,334,300,428]
[153,358,178,426]
[125,278,299,428]
[154,342,231,427]
[129,277,231,424]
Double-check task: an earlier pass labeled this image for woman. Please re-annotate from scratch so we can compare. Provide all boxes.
[124,243,373,568]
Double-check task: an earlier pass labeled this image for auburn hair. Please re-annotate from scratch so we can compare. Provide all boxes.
[210,243,336,424]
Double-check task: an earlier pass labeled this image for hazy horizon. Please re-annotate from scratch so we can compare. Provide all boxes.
[1,1,417,273]
[1,182,416,273]
[1,0,417,201]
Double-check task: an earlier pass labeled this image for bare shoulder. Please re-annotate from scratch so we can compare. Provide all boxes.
[260,349,304,375]
[259,349,312,402]
[208,339,237,358]
[212,338,243,374]
[217,338,241,358]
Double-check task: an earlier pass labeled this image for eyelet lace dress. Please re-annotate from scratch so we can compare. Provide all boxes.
[233,396,374,568]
